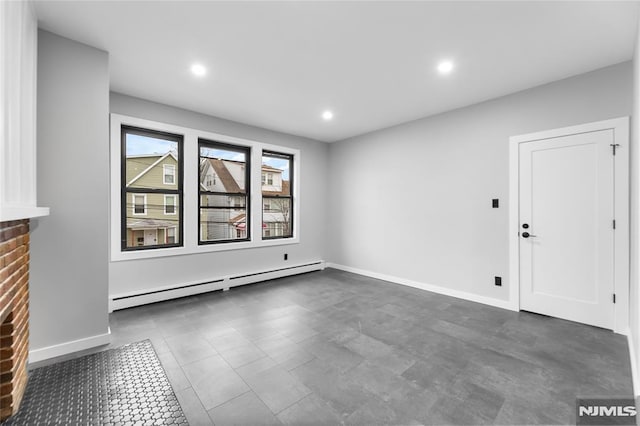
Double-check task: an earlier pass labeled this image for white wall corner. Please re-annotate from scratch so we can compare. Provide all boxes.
[28,328,112,364]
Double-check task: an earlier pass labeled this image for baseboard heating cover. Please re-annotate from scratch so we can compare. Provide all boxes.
[109,260,325,312]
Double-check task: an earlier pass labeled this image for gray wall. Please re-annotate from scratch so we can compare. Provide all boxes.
[328,62,633,302]
[30,31,110,350]
[109,93,329,296]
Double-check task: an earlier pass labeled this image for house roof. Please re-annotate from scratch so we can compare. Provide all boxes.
[229,213,247,224]
[262,180,290,197]
[126,151,178,187]
[209,159,242,193]
[127,218,177,230]
[262,165,282,173]
[201,158,289,195]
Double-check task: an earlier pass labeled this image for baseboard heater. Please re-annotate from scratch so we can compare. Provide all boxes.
[109,260,325,312]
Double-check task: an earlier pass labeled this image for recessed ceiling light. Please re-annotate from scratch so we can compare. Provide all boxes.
[437,60,454,75]
[322,110,334,121]
[190,63,207,77]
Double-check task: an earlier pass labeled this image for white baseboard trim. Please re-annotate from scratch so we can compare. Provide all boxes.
[29,327,112,364]
[326,263,516,312]
[110,260,325,312]
[626,329,639,396]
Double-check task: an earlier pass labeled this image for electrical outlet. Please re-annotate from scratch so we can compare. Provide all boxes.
[284,253,288,261]
[494,276,502,286]
[492,199,499,208]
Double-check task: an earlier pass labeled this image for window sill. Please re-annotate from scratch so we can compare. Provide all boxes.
[110,236,299,262]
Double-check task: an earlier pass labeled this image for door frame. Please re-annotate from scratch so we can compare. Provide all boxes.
[508,117,629,334]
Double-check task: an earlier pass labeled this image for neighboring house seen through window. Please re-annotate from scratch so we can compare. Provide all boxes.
[112,115,299,260]
[122,126,183,251]
[262,151,293,239]
[199,139,250,244]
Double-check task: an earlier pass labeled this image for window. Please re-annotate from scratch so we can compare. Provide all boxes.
[163,164,175,184]
[167,227,176,244]
[262,151,293,239]
[165,194,176,214]
[111,114,300,261]
[199,139,250,244]
[132,194,146,215]
[122,126,183,250]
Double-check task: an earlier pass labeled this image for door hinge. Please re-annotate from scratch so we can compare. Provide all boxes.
[613,294,616,304]
[613,219,616,230]
[611,144,621,155]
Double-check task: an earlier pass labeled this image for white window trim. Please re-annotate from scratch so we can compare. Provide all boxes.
[163,164,176,185]
[164,194,177,215]
[110,113,300,262]
[132,194,147,216]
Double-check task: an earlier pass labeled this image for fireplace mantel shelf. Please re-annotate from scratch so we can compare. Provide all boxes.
[0,206,50,222]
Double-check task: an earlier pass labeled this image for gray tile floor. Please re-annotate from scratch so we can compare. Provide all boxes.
[62,269,636,425]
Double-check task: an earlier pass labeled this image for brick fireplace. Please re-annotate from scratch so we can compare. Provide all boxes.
[0,220,30,420]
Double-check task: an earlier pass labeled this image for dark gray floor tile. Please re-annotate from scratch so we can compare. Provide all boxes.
[277,393,344,426]
[347,360,422,404]
[276,347,316,371]
[156,316,199,338]
[254,334,316,371]
[241,363,312,414]
[299,335,364,373]
[344,334,416,375]
[494,397,565,425]
[182,354,250,410]
[236,356,279,381]
[165,331,218,366]
[208,391,281,426]
[202,327,254,352]
[156,349,192,392]
[291,358,377,419]
[175,387,215,426]
[217,341,267,369]
[402,355,465,392]
[345,397,403,426]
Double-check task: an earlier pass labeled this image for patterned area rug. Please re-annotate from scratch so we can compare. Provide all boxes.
[3,340,188,425]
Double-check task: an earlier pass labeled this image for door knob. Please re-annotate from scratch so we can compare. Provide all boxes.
[522,232,537,238]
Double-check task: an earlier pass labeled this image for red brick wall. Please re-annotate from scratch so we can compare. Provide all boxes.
[0,220,29,420]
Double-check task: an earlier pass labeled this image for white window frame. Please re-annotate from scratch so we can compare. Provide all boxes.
[163,164,175,185]
[110,113,300,262]
[164,194,177,215]
[132,194,147,216]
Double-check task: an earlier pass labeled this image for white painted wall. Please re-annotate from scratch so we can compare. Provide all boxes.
[629,19,640,395]
[30,31,110,352]
[0,0,49,221]
[109,93,328,297]
[328,62,633,304]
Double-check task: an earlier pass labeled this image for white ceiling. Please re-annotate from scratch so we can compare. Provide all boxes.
[34,1,640,143]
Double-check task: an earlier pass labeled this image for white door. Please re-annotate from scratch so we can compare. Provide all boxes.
[519,129,614,329]
[144,229,157,246]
